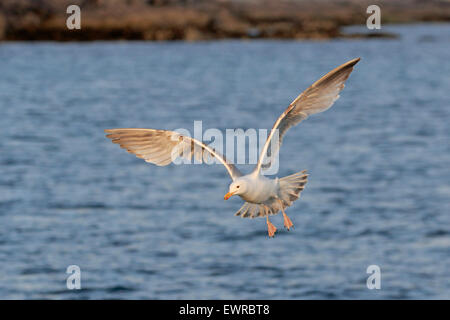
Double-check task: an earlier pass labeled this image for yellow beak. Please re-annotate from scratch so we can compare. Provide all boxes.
[224,191,236,200]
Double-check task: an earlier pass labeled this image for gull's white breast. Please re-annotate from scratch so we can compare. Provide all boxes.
[239,175,279,204]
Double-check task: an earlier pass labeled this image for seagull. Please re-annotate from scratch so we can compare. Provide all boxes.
[105,58,360,237]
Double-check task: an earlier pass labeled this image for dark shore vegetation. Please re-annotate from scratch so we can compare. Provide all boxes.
[0,0,449,41]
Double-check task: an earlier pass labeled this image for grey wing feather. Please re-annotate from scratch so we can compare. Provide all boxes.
[105,128,242,180]
[256,58,360,172]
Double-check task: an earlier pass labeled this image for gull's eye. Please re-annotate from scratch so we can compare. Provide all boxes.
[237,185,240,188]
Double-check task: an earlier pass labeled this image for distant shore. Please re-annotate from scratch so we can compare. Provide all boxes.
[0,0,449,41]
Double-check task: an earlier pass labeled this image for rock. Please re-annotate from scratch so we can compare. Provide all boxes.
[0,14,5,40]
[0,0,448,41]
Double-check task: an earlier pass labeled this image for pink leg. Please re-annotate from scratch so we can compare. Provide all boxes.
[266,215,277,238]
[279,200,294,230]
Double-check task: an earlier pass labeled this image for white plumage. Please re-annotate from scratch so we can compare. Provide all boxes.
[105,58,360,237]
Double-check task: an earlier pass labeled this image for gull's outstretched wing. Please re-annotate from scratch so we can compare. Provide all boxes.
[105,128,242,180]
[254,58,360,174]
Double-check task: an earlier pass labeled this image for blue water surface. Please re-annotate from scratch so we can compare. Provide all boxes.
[0,24,449,299]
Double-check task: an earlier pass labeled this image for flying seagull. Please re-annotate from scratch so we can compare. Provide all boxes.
[105,58,360,237]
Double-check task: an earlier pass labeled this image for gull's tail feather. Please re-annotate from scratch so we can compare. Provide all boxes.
[235,202,269,218]
[235,170,308,219]
[278,170,308,207]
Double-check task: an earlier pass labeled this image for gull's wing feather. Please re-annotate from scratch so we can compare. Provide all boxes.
[105,128,242,180]
[254,58,360,173]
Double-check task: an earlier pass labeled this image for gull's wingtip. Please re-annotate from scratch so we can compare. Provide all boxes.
[104,129,117,138]
[348,57,361,66]
[336,57,360,72]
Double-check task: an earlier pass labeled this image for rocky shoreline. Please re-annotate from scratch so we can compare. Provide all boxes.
[0,0,449,41]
